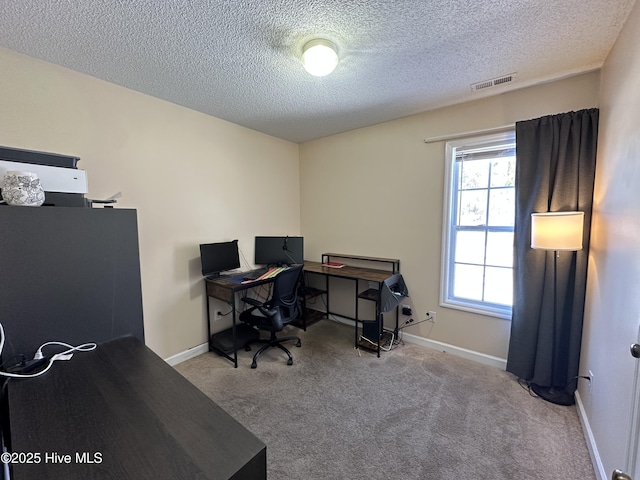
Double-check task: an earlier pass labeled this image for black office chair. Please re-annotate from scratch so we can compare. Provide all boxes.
[239,265,303,368]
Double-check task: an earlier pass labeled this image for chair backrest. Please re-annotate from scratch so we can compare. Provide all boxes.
[269,265,303,324]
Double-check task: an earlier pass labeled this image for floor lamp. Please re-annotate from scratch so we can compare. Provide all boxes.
[530,211,584,406]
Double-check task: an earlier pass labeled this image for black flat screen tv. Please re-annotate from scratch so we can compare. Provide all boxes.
[200,240,240,277]
[254,236,304,266]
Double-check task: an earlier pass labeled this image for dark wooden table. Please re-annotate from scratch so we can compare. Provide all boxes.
[5,336,266,480]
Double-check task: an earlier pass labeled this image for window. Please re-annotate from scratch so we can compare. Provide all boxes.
[440,131,515,319]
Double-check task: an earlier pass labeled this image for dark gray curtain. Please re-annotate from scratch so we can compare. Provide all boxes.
[506,109,598,397]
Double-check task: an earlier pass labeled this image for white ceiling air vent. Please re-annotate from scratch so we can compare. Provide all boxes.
[471,73,516,92]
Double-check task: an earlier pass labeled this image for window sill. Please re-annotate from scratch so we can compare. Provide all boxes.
[439,299,512,320]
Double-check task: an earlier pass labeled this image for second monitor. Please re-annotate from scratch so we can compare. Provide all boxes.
[255,236,304,266]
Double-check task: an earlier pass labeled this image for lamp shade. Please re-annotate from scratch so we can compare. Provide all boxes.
[531,211,584,251]
[302,39,338,76]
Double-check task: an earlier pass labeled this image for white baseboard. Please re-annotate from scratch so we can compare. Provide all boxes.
[165,342,209,366]
[167,318,508,371]
[329,316,507,370]
[401,331,507,370]
[575,391,606,480]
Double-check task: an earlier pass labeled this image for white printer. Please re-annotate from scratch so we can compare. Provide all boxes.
[0,145,88,206]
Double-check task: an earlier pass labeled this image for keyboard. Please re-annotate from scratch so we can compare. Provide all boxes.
[242,268,268,281]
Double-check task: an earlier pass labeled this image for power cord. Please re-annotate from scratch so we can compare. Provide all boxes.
[0,322,97,379]
[518,375,590,399]
[237,244,253,272]
[399,317,433,329]
[33,341,96,360]
[359,329,396,352]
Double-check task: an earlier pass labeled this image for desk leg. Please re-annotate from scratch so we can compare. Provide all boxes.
[394,306,399,339]
[325,275,330,322]
[205,287,212,350]
[231,295,238,368]
[376,300,381,358]
[206,290,239,368]
[354,279,359,349]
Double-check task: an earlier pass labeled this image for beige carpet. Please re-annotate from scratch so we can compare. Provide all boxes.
[175,320,595,480]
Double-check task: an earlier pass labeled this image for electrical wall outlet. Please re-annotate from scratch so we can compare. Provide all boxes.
[215,310,223,321]
[426,311,437,323]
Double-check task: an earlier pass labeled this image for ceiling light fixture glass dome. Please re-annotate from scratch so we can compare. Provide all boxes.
[302,39,338,76]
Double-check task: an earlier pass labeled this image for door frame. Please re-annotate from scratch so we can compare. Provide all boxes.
[627,325,640,478]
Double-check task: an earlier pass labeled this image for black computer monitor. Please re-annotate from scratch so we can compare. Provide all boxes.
[254,236,304,266]
[199,240,240,277]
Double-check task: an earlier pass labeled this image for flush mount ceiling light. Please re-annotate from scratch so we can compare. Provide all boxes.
[302,39,338,76]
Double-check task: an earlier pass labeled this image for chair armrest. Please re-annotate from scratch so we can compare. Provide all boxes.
[241,297,264,307]
[240,297,278,322]
[257,306,279,319]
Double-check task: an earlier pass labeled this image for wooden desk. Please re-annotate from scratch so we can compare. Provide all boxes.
[303,261,397,283]
[205,273,275,367]
[205,257,403,365]
[5,335,266,480]
[303,255,402,357]
[205,274,270,304]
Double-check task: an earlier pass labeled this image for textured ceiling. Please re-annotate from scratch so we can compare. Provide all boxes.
[0,0,636,143]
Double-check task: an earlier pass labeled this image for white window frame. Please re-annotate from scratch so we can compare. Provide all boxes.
[440,130,515,320]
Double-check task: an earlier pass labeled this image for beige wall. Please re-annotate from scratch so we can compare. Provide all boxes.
[579,0,640,476]
[0,45,606,364]
[300,72,600,359]
[0,47,300,359]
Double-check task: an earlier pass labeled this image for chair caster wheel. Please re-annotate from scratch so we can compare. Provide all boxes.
[251,362,257,369]
[287,359,293,366]
[296,340,301,347]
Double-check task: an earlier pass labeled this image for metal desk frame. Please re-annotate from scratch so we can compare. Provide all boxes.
[303,254,401,357]
[205,255,401,366]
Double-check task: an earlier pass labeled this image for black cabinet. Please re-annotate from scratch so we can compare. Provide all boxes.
[0,208,265,479]
[0,207,144,360]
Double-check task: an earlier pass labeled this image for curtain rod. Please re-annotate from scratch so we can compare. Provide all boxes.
[423,124,515,144]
